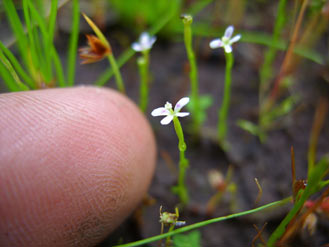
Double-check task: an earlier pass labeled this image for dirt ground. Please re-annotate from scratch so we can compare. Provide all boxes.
[86,30,329,246]
[1,2,329,245]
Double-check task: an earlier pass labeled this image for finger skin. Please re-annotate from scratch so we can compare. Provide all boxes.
[0,87,156,247]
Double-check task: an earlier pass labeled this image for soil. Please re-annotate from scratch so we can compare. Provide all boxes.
[92,29,329,246]
[1,2,329,246]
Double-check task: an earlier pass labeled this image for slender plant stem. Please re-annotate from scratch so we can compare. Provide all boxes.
[27,0,53,82]
[259,0,287,104]
[173,116,189,205]
[138,50,150,112]
[67,0,80,85]
[218,51,234,145]
[307,98,328,176]
[114,197,291,247]
[165,224,175,245]
[265,0,309,111]
[47,0,58,46]
[182,15,201,134]
[82,13,109,48]
[107,54,125,94]
[22,0,40,80]
[51,46,65,87]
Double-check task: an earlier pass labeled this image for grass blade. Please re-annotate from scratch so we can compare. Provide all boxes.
[48,0,59,44]
[27,0,53,82]
[267,156,329,246]
[0,41,35,88]
[51,46,65,87]
[67,0,80,85]
[114,198,291,247]
[28,0,65,86]
[259,0,287,88]
[3,0,29,67]
[0,50,29,91]
[0,61,21,91]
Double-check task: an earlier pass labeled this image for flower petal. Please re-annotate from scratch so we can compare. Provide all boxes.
[149,36,156,48]
[174,97,190,112]
[224,44,232,53]
[224,25,234,39]
[176,112,190,117]
[230,34,241,44]
[160,115,174,125]
[209,39,223,49]
[140,32,150,45]
[132,42,142,52]
[151,107,170,116]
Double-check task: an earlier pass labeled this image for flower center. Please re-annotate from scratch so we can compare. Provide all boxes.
[222,37,230,45]
[164,102,176,115]
[165,102,172,110]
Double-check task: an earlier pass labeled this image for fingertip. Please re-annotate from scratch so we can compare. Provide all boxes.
[0,87,156,246]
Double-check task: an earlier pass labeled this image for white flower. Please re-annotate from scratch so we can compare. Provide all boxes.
[132,32,156,52]
[209,25,241,53]
[151,97,190,125]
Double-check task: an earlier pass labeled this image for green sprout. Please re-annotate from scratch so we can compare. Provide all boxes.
[132,32,156,112]
[151,97,190,205]
[181,14,202,135]
[209,25,241,148]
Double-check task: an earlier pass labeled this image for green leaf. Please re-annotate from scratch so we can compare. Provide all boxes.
[237,119,260,136]
[187,95,213,124]
[237,119,267,142]
[260,95,300,128]
[199,95,213,110]
[173,230,201,247]
[310,0,327,12]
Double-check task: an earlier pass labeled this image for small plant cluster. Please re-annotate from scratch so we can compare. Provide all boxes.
[1,1,329,247]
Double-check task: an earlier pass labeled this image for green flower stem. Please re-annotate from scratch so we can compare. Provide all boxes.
[137,50,150,112]
[218,51,234,145]
[114,197,291,247]
[182,15,201,134]
[173,116,189,205]
[107,54,125,94]
[165,224,175,246]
